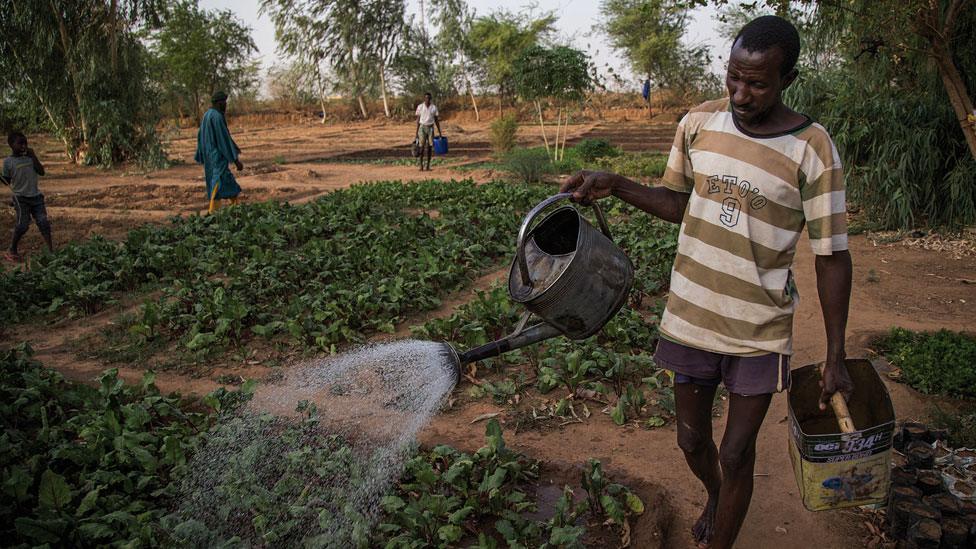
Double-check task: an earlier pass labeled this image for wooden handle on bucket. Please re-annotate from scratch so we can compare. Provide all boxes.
[820,364,856,433]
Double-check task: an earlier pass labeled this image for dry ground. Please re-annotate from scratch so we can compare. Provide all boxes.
[2,114,974,548]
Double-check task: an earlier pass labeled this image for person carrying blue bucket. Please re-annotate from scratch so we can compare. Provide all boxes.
[415,92,443,171]
[196,91,244,213]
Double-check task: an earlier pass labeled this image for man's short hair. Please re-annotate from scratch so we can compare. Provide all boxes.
[7,131,25,147]
[733,15,801,76]
[424,92,432,98]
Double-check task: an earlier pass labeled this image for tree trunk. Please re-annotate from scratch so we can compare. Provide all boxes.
[553,109,561,162]
[463,70,480,121]
[109,0,119,71]
[380,69,391,118]
[535,100,551,159]
[917,0,976,160]
[50,0,88,159]
[357,94,368,118]
[559,111,569,160]
[932,46,976,160]
[319,92,328,124]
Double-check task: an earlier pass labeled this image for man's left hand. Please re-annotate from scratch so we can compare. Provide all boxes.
[819,356,854,411]
[234,159,244,171]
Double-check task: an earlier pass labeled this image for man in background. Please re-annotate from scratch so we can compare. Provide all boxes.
[196,91,244,213]
[415,92,442,171]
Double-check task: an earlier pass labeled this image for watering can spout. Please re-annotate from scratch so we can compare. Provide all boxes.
[437,321,563,387]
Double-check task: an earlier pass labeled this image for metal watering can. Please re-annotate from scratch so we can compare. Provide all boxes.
[439,193,634,383]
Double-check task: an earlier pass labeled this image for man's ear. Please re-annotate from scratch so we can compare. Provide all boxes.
[782,68,799,90]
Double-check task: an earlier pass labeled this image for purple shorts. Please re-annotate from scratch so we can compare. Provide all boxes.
[653,338,791,396]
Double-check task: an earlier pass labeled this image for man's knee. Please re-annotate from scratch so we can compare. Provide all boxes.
[719,441,756,472]
[36,217,51,236]
[677,423,709,455]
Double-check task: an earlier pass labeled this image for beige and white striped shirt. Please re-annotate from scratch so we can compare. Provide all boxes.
[659,98,848,356]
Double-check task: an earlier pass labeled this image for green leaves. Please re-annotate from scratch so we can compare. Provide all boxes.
[0,346,229,547]
[38,470,72,510]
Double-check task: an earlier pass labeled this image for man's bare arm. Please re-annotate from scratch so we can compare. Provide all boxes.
[559,170,689,224]
[815,250,854,409]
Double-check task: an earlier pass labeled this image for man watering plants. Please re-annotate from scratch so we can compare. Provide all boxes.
[196,91,244,213]
[561,16,853,549]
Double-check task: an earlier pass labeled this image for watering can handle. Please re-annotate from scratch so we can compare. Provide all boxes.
[516,193,614,288]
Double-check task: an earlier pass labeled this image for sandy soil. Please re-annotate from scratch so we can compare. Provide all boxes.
[3,117,975,547]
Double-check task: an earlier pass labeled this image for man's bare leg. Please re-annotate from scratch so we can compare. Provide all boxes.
[708,392,772,548]
[675,382,722,545]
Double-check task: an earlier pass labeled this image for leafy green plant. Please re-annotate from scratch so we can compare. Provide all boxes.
[580,459,644,527]
[877,328,976,398]
[490,113,520,156]
[595,152,668,179]
[503,148,554,184]
[0,343,252,547]
[571,138,620,163]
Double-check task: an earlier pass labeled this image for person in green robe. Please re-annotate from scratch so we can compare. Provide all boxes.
[195,91,244,212]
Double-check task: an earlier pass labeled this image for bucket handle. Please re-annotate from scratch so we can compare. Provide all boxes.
[516,192,613,288]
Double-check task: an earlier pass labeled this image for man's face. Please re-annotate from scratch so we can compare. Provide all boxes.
[424,95,431,105]
[10,136,27,156]
[215,99,228,113]
[725,41,795,126]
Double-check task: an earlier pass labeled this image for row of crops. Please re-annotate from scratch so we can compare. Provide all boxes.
[0,345,647,547]
[1,178,681,546]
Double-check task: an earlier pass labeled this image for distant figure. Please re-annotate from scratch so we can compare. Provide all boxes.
[195,91,243,213]
[415,92,442,171]
[642,78,652,117]
[2,132,52,262]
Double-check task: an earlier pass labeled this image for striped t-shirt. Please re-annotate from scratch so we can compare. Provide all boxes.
[658,98,848,356]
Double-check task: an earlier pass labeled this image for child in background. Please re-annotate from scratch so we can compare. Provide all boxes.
[2,132,52,261]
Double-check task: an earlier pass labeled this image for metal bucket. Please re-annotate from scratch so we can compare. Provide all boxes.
[788,359,895,511]
[508,193,634,339]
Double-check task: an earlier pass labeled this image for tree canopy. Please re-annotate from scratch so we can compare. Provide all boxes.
[150,0,258,122]
[601,0,717,100]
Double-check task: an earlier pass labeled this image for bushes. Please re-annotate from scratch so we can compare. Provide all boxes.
[0,344,244,547]
[878,328,976,398]
[503,148,553,184]
[490,114,519,156]
[595,152,668,179]
[571,138,620,163]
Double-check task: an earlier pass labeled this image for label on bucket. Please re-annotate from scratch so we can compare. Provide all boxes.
[790,421,894,463]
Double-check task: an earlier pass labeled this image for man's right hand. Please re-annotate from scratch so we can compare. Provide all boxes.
[559,170,617,204]
[234,159,244,171]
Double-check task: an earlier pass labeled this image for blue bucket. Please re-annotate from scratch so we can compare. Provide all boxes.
[433,136,448,155]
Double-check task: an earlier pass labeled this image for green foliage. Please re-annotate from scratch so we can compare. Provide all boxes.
[594,151,668,179]
[262,0,405,118]
[581,459,644,526]
[466,9,557,97]
[600,0,720,100]
[513,45,593,103]
[570,139,620,163]
[0,1,166,166]
[503,148,554,183]
[149,0,259,121]
[378,420,641,547]
[878,328,976,398]
[0,180,553,361]
[490,114,520,156]
[0,343,250,547]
